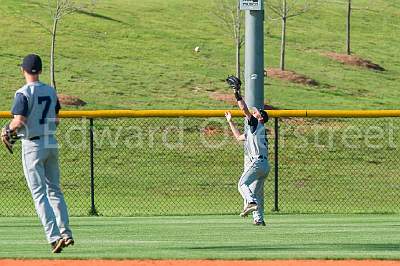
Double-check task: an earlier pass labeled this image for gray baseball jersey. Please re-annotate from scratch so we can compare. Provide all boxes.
[12,81,72,244]
[243,116,268,158]
[15,82,59,139]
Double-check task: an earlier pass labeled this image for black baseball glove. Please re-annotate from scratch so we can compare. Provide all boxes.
[1,124,19,154]
[226,75,243,101]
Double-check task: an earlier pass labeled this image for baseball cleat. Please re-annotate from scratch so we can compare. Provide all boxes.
[64,237,75,247]
[51,238,65,253]
[240,202,258,217]
[239,212,248,217]
[253,220,266,226]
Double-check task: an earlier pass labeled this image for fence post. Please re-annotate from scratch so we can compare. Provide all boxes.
[274,117,280,212]
[89,118,98,216]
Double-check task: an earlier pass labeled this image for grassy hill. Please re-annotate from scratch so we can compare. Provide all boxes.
[0,0,399,111]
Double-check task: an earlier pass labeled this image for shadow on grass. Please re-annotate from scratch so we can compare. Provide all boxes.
[183,243,400,252]
[76,10,130,26]
[0,224,39,228]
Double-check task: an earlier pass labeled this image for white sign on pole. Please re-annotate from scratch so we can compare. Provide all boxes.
[240,0,263,10]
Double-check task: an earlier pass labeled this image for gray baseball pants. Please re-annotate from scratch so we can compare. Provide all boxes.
[21,137,72,243]
[239,158,270,222]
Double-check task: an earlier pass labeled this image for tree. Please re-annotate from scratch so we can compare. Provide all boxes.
[214,0,245,79]
[328,0,353,55]
[326,0,374,55]
[18,1,95,89]
[267,0,312,71]
[346,0,351,55]
[47,0,95,89]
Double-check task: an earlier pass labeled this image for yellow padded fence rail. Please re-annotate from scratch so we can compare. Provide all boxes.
[2,109,400,118]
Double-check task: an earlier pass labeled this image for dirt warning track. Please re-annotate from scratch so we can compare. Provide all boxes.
[1,260,400,266]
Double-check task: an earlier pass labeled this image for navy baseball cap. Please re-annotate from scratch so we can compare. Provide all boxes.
[21,54,42,74]
[259,109,269,122]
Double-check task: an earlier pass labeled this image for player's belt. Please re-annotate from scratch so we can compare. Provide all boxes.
[29,136,40,141]
[251,155,267,161]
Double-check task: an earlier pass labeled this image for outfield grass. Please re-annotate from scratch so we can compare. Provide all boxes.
[0,0,399,110]
[0,215,399,259]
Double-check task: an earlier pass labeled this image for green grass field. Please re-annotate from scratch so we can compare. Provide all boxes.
[0,215,399,259]
[0,0,399,110]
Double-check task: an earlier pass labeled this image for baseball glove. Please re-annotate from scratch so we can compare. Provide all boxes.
[1,124,19,154]
[226,75,243,101]
[226,75,242,91]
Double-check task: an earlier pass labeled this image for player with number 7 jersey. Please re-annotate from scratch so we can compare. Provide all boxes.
[5,54,74,253]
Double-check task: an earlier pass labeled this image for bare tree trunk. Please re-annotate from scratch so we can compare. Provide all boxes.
[236,40,241,78]
[280,16,287,71]
[235,1,241,79]
[50,18,58,89]
[346,0,351,55]
[280,0,287,71]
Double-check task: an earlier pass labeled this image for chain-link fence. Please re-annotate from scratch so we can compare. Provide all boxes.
[0,111,399,216]
[277,117,400,214]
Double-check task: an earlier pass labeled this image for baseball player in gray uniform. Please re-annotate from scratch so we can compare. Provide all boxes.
[1,54,74,253]
[225,76,270,226]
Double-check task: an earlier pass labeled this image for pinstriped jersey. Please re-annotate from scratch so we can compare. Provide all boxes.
[15,82,59,139]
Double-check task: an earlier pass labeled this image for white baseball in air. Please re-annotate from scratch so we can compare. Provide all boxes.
[194,46,200,52]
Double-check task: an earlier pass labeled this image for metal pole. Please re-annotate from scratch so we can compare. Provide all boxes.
[89,118,97,216]
[244,3,264,109]
[274,117,279,212]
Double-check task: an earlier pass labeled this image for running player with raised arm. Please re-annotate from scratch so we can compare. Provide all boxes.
[1,54,74,252]
[225,76,270,226]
